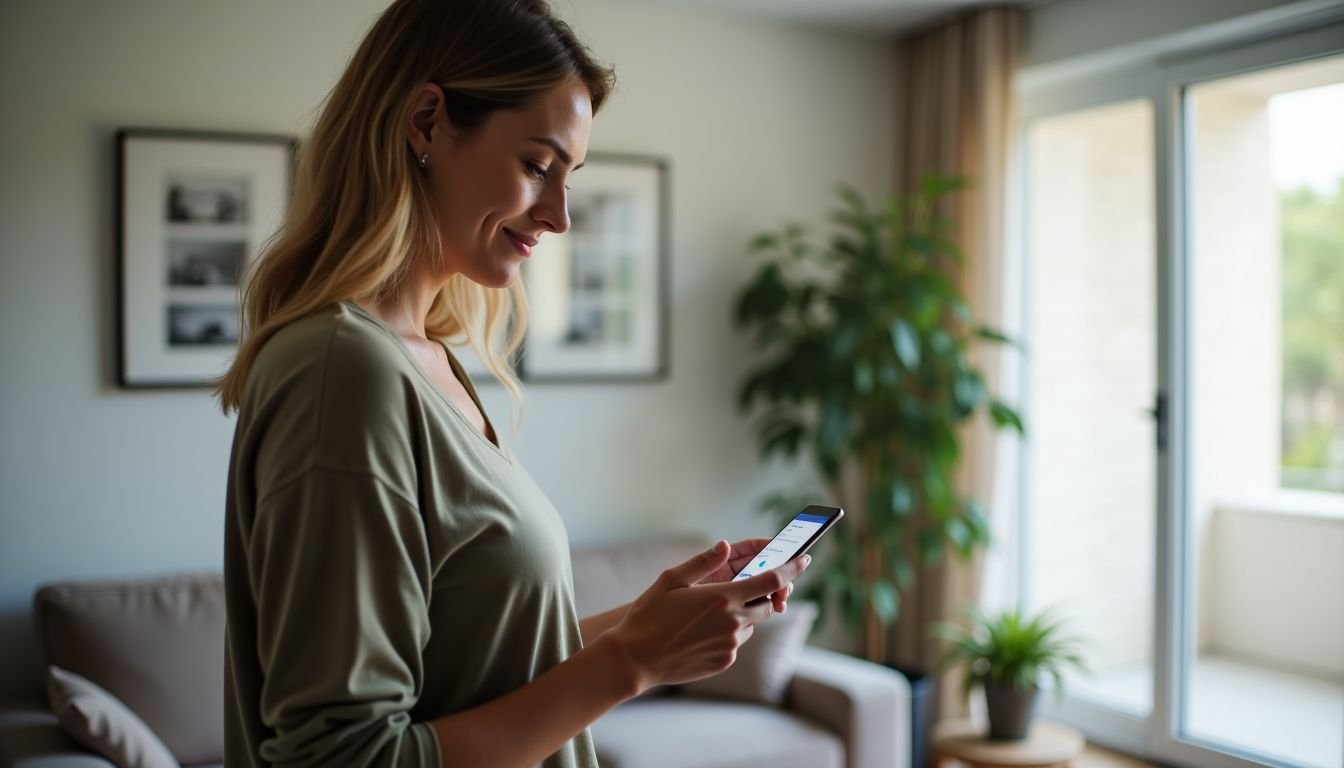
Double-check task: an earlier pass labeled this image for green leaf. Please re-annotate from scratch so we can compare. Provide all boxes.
[759,415,806,459]
[975,326,1018,347]
[831,323,861,361]
[953,370,986,414]
[990,400,1026,435]
[894,557,915,591]
[853,360,875,394]
[891,480,915,519]
[964,499,991,546]
[836,184,867,213]
[870,579,900,624]
[878,364,900,386]
[923,464,953,518]
[919,174,969,198]
[817,400,850,455]
[737,365,777,411]
[867,482,893,524]
[734,262,791,328]
[914,294,941,331]
[917,528,943,565]
[946,517,972,558]
[748,232,780,253]
[928,329,954,355]
[929,606,1088,696]
[890,320,920,369]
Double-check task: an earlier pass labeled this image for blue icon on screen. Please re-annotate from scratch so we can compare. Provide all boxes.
[758,560,767,567]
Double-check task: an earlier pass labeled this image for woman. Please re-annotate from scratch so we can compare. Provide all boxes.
[215,1,808,766]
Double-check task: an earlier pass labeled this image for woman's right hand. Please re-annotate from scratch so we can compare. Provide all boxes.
[601,540,811,693]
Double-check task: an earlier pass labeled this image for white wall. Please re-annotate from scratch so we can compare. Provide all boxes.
[1210,503,1344,677]
[0,0,895,701]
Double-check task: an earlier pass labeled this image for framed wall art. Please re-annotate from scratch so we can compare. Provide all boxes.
[116,128,296,387]
[520,153,669,382]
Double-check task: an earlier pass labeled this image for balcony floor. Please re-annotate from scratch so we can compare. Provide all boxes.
[1070,653,1343,768]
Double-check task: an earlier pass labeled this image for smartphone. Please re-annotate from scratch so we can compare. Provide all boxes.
[732,505,844,581]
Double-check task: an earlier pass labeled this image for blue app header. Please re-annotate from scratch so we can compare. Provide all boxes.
[795,513,830,525]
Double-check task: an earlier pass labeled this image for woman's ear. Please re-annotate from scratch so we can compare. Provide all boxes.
[406,82,444,159]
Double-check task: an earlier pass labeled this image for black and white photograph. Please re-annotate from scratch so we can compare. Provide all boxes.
[118,129,295,387]
[520,154,667,382]
[165,175,250,223]
[167,304,240,346]
[166,238,246,287]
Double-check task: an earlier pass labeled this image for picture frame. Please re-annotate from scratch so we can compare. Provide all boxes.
[520,153,669,383]
[116,128,296,388]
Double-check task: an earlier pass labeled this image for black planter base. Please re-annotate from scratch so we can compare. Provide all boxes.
[984,684,1039,740]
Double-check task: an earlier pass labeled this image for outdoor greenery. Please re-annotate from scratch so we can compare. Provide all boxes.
[1280,180,1344,492]
[732,177,1023,658]
[932,607,1087,700]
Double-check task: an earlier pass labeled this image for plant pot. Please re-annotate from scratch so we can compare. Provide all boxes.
[984,683,1038,740]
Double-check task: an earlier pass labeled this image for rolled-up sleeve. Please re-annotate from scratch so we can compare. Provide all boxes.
[247,466,441,768]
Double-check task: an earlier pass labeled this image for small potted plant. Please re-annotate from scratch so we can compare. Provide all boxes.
[933,607,1087,740]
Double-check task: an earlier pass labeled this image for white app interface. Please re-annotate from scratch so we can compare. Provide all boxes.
[733,512,829,580]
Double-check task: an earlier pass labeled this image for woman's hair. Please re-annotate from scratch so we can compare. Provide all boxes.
[215,0,615,414]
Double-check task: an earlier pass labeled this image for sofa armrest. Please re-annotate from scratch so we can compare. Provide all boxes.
[0,707,114,768]
[786,647,911,768]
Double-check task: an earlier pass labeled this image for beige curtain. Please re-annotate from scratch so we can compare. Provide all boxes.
[887,5,1022,721]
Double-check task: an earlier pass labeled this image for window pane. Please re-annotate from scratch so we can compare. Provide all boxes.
[1186,53,1344,768]
[1025,99,1156,717]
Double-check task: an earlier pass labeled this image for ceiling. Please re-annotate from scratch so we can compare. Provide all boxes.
[630,0,1041,35]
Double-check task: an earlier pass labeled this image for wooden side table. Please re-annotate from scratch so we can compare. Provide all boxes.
[932,719,1085,768]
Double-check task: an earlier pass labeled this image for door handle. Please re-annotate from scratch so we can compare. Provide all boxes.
[1144,392,1168,452]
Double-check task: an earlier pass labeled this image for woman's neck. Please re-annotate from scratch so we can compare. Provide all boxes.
[359,269,449,341]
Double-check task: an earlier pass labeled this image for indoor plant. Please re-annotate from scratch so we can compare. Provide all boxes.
[732,176,1024,660]
[933,607,1087,739]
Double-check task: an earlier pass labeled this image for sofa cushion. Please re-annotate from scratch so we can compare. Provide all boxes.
[46,665,177,768]
[590,697,843,768]
[34,573,224,765]
[681,601,817,705]
[0,707,118,768]
[570,535,710,618]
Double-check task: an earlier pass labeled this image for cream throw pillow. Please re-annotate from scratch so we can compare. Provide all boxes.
[681,601,818,705]
[46,664,178,768]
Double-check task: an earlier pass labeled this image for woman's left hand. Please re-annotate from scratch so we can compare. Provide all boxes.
[694,537,793,614]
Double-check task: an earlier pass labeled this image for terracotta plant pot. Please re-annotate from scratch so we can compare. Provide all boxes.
[984,683,1038,740]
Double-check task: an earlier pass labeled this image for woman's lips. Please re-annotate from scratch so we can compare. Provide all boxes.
[504,228,536,257]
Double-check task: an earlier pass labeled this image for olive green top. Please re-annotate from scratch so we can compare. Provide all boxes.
[223,301,596,767]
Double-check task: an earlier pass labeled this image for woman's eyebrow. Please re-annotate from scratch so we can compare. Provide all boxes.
[527,137,584,170]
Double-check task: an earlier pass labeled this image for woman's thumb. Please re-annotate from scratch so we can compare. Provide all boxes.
[663,540,730,588]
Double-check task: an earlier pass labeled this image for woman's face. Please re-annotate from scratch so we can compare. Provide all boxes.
[421,80,593,288]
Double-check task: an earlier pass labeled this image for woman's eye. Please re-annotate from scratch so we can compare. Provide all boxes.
[525,161,548,182]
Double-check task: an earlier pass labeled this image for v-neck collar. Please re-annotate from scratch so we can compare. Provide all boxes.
[342,301,510,461]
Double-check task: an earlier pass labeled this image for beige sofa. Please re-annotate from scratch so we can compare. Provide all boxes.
[0,536,910,768]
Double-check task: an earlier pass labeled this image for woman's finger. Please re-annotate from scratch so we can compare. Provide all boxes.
[726,556,809,604]
[724,537,772,572]
[740,597,775,625]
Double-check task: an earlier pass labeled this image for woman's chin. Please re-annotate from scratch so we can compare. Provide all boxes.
[465,265,520,290]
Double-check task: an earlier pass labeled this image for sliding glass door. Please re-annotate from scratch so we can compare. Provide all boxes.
[1017,16,1344,768]
[1022,97,1158,750]
[1178,50,1344,768]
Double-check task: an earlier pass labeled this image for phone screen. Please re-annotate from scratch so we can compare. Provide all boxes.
[732,506,842,581]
